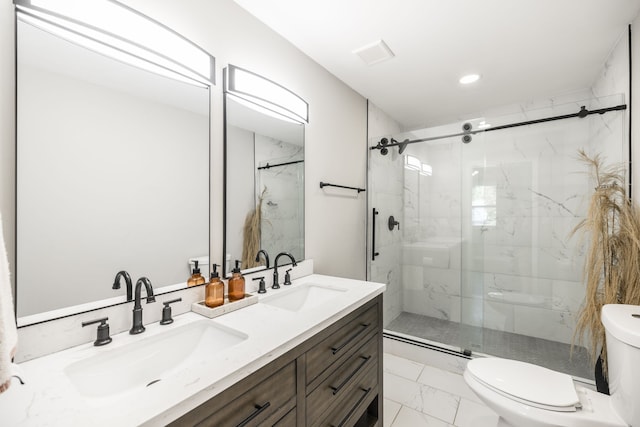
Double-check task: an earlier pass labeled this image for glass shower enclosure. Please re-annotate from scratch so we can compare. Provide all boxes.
[368,96,626,380]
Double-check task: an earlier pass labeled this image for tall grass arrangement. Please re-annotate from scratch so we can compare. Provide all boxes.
[571,150,640,377]
[241,188,266,269]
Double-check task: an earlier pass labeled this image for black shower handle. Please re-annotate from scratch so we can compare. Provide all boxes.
[388,215,400,231]
[372,208,379,260]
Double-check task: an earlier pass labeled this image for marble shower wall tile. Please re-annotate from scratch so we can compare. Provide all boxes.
[368,101,403,326]
[395,91,625,346]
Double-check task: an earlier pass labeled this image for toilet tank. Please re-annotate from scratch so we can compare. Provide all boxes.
[602,304,640,426]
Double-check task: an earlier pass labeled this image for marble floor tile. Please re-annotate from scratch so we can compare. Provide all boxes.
[391,405,453,427]
[417,364,482,404]
[384,352,425,381]
[384,398,402,427]
[385,371,460,424]
[453,398,500,427]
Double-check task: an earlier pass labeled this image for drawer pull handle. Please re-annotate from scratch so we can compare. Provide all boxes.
[331,387,372,427]
[331,323,371,355]
[236,401,271,427]
[330,355,371,395]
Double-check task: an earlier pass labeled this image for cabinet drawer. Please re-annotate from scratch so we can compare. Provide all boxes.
[306,303,378,385]
[322,367,377,427]
[272,407,296,426]
[307,334,378,425]
[172,361,296,427]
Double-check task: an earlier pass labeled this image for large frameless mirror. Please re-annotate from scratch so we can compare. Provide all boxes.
[15,0,213,325]
[224,65,307,276]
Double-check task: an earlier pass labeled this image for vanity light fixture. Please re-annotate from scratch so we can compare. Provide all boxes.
[227,93,302,125]
[226,64,309,124]
[14,0,214,87]
[459,73,480,85]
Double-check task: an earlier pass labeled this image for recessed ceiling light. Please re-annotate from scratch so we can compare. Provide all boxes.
[459,74,480,84]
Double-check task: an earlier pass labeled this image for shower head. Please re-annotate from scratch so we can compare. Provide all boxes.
[390,138,409,155]
[398,139,409,154]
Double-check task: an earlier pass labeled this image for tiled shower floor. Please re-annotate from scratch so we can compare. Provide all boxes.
[387,311,594,380]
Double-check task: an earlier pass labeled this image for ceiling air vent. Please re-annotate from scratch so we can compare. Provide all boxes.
[353,39,395,66]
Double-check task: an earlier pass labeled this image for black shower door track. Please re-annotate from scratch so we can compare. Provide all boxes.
[369,103,627,150]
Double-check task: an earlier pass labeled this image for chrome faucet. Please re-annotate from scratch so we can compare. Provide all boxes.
[130,277,155,335]
[112,270,133,301]
[273,252,297,289]
[255,249,270,269]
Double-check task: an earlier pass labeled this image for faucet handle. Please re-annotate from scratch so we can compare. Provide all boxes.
[160,298,182,325]
[284,269,292,286]
[82,317,112,346]
[253,276,266,293]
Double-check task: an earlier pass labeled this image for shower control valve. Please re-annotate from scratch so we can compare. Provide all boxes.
[388,215,400,231]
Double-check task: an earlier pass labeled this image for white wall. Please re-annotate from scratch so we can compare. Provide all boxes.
[121,0,368,280]
[0,1,15,299]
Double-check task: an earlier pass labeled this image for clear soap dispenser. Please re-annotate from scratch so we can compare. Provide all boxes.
[187,260,206,287]
[205,264,224,308]
[228,260,245,301]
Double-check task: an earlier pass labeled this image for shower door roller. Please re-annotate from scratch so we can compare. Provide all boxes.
[388,216,400,231]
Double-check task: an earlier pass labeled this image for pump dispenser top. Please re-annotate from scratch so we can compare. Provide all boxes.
[228,260,245,301]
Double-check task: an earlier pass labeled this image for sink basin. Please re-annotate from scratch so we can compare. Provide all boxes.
[261,283,347,312]
[65,320,247,400]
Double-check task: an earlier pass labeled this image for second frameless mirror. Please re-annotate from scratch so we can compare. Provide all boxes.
[224,68,306,276]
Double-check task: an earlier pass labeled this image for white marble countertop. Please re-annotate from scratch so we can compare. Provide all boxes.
[0,274,385,426]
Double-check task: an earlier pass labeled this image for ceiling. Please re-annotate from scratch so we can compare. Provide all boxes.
[234,0,640,130]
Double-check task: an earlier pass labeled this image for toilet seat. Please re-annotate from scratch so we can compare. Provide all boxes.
[464,367,627,427]
[466,358,580,411]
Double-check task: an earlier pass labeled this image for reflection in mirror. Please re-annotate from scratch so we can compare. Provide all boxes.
[224,83,306,276]
[16,16,211,325]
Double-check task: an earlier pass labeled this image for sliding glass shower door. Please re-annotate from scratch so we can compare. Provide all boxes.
[368,95,626,380]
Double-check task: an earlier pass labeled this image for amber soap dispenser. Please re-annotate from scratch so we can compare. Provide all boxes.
[205,264,224,308]
[228,260,245,301]
[187,260,206,287]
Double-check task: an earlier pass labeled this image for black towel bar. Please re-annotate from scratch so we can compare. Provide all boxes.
[319,182,365,193]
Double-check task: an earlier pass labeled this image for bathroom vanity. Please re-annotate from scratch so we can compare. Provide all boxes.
[172,295,381,426]
[1,275,385,426]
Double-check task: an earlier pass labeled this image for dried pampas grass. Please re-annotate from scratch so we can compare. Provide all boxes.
[241,188,266,269]
[571,150,640,377]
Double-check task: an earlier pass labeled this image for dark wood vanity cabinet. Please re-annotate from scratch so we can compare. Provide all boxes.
[169,295,382,427]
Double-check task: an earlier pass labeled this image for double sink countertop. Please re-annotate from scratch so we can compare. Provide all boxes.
[0,274,385,426]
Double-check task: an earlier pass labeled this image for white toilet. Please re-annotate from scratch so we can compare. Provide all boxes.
[463,304,640,427]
